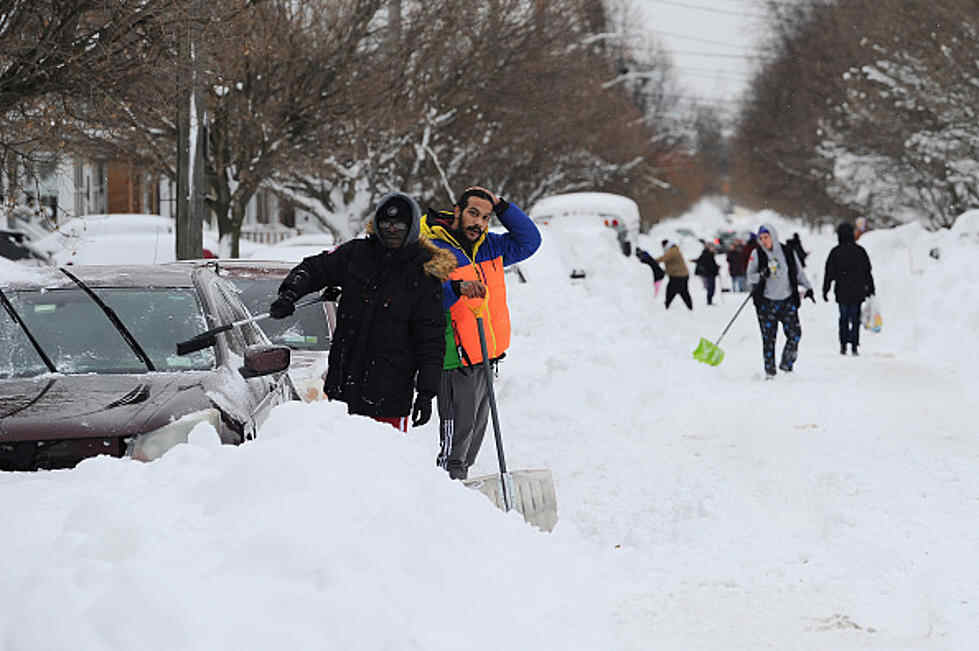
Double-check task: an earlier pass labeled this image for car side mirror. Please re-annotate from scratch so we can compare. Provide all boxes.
[240,344,291,379]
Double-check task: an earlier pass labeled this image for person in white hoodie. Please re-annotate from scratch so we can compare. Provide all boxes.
[746,223,815,378]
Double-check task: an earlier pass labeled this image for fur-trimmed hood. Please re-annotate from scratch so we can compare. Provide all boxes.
[419,237,456,281]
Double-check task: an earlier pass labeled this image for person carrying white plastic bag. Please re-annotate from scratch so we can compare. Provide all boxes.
[823,221,877,355]
[862,295,882,333]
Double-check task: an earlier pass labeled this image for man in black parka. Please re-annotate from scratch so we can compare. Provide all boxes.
[269,192,457,431]
[823,221,875,356]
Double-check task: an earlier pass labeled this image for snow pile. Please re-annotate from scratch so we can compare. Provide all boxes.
[0,401,619,651]
[30,214,257,265]
[857,221,979,371]
[0,258,48,283]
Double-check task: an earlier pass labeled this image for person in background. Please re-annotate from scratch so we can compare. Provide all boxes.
[636,246,666,297]
[726,238,748,292]
[656,239,693,310]
[854,217,869,240]
[746,223,815,379]
[269,192,456,432]
[423,186,541,480]
[823,221,876,356]
[693,241,720,305]
[787,232,809,267]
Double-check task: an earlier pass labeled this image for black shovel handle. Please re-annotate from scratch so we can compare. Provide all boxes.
[475,315,511,512]
[715,292,754,346]
[176,296,326,356]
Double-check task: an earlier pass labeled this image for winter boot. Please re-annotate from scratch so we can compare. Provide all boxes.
[840,343,847,355]
[851,343,859,356]
[447,464,468,480]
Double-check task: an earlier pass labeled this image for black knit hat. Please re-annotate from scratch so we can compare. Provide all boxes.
[376,195,414,225]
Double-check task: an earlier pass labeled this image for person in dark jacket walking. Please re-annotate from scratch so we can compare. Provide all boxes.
[726,239,748,292]
[636,246,666,297]
[823,221,875,356]
[787,232,809,267]
[269,192,457,432]
[747,223,815,378]
[693,242,720,305]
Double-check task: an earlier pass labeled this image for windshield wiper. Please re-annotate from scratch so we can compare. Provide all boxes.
[59,268,156,372]
[0,287,58,374]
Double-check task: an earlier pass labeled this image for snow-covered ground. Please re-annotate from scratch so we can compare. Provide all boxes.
[2,200,978,650]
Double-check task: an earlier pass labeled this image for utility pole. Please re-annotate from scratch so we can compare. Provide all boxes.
[176,0,206,260]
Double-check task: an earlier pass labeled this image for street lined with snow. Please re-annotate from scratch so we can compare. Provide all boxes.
[2,202,978,650]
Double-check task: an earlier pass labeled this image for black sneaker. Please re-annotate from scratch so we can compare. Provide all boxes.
[779,363,793,372]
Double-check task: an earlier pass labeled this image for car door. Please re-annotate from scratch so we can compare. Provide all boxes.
[212,276,296,429]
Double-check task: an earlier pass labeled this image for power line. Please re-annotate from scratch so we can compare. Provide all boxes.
[670,50,773,60]
[646,0,768,20]
[674,65,754,78]
[648,29,763,51]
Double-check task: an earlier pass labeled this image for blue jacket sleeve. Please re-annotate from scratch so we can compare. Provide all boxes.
[490,202,542,266]
[441,279,460,311]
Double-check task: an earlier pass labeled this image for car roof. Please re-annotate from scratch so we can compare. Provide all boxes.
[2,264,200,290]
[170,259,292,276]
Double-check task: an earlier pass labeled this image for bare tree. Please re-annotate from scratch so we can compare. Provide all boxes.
[0,0,187,214]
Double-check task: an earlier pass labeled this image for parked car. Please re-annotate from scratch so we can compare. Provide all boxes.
[0,264,297,471]
[0,229,51,265]
[713,229,753,254]
[246,233,337,262]
[180,259,336,402]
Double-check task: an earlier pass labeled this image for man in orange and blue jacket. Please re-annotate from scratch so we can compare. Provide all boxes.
[422,186,541,480]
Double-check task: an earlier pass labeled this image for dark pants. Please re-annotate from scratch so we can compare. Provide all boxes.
[756,298,802,375]
[436,367,490,479]
[838,303,862,346]
[700,275,716,305]
[665,276,693,310]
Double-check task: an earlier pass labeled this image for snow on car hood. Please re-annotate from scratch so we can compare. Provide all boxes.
[0,373,212,442]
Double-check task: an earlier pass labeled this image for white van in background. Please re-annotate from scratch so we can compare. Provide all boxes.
[528,192,640,279]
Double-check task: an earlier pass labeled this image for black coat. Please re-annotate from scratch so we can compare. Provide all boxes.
[693,249,719,277]
[636,247,665,281]
[823,224,875,304]
[278,236,452,418]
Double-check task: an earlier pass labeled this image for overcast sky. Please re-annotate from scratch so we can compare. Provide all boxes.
[634,0,770,111]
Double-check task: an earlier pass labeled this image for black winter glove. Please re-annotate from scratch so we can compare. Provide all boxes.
[411,393,434,428]
[804,288,815,303]
[269,291,297,319]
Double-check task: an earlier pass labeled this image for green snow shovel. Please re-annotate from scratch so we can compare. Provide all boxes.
[693,292,754,366]
[462,305,559,533]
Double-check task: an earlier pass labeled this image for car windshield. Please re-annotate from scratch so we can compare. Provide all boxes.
[228,275,331,351]
[0,287,215,378]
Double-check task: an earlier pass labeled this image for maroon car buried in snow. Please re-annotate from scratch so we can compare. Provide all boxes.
[0,265,297,471]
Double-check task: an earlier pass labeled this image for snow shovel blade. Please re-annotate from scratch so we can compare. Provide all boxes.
[693,337,725,366]
[463,469,558,532]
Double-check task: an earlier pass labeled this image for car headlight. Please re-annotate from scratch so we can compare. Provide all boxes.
[127,409,222,462]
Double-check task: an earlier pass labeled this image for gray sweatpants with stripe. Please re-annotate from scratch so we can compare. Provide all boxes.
[436,367,490,477]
